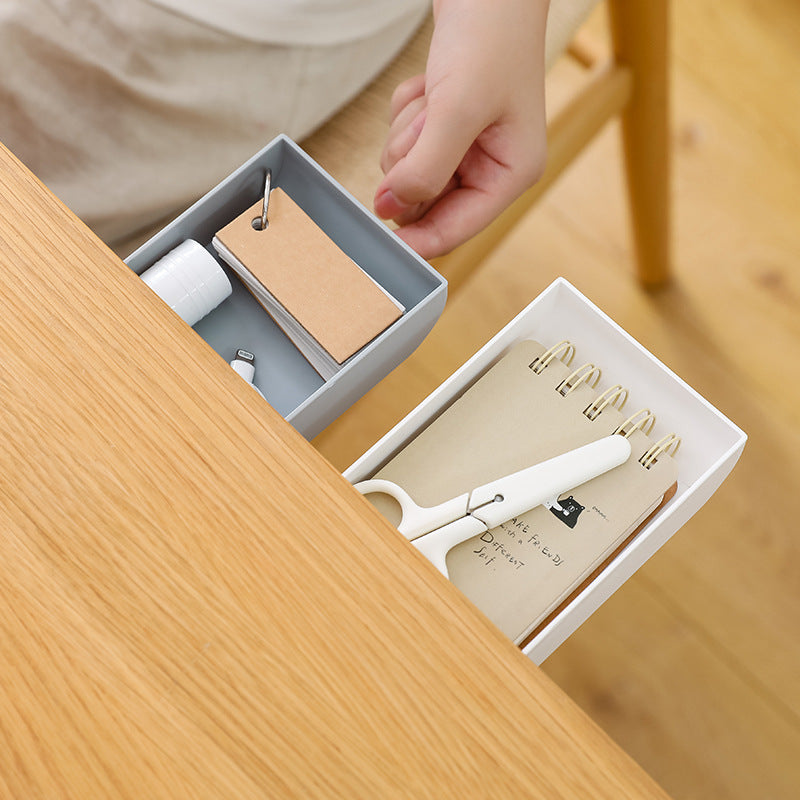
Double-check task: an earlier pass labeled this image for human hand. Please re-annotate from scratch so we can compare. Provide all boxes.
[374,0,550,260]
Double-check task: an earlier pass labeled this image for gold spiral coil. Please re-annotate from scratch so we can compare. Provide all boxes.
[614,408,657,438]
[556,363,602,396]
[583,383,629,420]
[528,340,575,374]
[639,433,682,469]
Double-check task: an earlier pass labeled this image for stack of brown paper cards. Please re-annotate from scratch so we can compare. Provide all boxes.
[213,187,403,379]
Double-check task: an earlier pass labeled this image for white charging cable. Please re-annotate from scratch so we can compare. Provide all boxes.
[230,349,266,400]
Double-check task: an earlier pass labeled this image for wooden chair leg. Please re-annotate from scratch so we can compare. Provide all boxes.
[608,0,671,287]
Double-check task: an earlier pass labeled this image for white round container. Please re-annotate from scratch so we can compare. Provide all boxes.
[140,240,232,326]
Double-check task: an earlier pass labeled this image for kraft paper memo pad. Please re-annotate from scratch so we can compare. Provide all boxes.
[367,339,680,646]
[213,188,403,379]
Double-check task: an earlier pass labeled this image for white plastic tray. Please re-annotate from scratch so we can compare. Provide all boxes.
[345,278,747,663]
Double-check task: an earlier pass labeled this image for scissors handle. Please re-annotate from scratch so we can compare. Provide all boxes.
[354,479,469,540]
[469,435,631,528]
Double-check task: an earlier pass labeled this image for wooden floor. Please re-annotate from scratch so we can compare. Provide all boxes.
[309,2,800,798]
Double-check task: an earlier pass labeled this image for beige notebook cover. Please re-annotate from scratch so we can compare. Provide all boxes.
[369,339,679,644]
[213,189,403,373]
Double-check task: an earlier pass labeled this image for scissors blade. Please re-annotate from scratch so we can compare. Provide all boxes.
[411,515,488,577]
[468,435,632,529]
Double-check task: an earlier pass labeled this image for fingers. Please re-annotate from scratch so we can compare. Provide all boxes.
[375,94,492,228]
[380,99,426,175]
[392,183,506,259]
[379,174,459,230]
[392,136,543,259]
[382,96,487,208]
[389,74,425,123]
[388,125,547,259]
[380,74,428,178]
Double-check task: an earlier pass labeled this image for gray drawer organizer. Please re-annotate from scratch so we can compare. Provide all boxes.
[126,135,447,439]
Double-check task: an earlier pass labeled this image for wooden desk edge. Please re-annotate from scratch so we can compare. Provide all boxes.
[0,142,670,799]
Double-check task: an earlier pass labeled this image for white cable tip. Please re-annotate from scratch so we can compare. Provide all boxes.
[230,349,266,399]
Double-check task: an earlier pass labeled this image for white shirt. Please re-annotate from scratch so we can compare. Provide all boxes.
[146,0,429,46]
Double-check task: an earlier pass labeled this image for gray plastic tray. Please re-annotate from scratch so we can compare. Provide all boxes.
[126,135,447,438]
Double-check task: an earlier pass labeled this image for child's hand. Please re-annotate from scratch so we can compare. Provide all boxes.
[374,0,550,260]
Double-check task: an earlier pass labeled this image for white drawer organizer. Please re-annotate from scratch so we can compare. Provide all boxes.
[345,278,747,664]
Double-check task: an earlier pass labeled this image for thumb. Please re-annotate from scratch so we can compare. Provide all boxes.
[375,95,488,217]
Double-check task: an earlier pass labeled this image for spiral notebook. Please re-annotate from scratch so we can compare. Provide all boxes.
[367,339,680,646]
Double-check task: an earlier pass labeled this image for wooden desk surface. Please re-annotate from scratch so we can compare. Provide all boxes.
[0,144,669,799]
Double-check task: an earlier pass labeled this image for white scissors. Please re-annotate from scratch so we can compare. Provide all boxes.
[354,435,631,577]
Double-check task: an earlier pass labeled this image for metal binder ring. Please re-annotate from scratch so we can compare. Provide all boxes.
[252,168,272,231]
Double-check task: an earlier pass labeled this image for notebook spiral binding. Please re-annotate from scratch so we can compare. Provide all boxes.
[584,384,628,420]
[528,340,575,374]
[614,408,657,437]
[528,339,680,468]
[557,363,601,396]
[639,433,682,469]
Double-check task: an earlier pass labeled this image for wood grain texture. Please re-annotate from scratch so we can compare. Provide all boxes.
[0,143,671,798]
